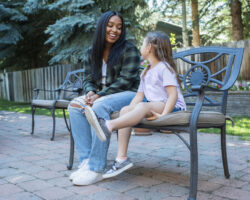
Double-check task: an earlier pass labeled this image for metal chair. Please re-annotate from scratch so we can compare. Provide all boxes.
[67,47,244,200]
[31,69,84,140]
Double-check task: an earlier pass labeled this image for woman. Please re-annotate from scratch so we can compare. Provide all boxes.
[68,11,141,186]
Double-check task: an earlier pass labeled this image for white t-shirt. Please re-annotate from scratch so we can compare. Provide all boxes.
[102,60,107,86]
[138,61,186,110]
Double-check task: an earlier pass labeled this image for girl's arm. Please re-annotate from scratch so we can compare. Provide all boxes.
[161,86,178,115]
[130,92,144,106]
[147,86,177,120]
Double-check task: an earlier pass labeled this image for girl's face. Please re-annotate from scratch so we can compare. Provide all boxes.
[140,38,150,60]
[105,15,122,45]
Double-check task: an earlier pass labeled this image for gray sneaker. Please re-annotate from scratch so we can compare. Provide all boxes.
[103,158,134,179]
[85,106,111,142]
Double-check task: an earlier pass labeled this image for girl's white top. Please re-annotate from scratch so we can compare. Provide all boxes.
[137,61,186,110]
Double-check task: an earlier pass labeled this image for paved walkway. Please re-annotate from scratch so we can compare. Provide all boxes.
[0,111,250,200]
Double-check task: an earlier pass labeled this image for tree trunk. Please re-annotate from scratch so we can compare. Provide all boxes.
[191,0,200,46]
[182,0,189,47]
[230,0,244,41]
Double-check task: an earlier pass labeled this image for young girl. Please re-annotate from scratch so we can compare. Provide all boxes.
[85,31,186,178]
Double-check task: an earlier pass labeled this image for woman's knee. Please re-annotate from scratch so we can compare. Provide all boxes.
[68,96,86,110]
[69,103,83,109]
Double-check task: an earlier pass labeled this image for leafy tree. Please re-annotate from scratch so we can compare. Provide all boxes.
[200,0,249,44]
[241,0,250,39]
[199,0,231,45]
[148,0,249,46]
[147,0,193,47]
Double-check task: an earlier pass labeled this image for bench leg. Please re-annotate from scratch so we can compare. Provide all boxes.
[188,128,198,200]
[31,106,35,135]
[50,108,56,141]
[63,109,70,132]
[67,128,74,170]
[221,125,230,178]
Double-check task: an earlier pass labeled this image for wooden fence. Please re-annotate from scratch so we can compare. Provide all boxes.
[174,40,250,80]
[0,64,81,103]
[0,40,249,103]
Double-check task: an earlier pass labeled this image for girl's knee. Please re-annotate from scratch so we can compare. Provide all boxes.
[120,105,136,115]
[136,102,146,109]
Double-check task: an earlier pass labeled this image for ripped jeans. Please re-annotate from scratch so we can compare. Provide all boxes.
[68,91,136,172]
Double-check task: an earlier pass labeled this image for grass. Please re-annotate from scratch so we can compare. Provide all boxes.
[0,98,249,140]
[199,116,250,140]
[0,98,68,118]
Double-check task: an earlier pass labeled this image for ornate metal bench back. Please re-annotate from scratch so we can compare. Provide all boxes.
[58,69,85,100]
[173,47,244,114]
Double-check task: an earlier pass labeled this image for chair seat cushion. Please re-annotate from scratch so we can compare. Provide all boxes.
[141,111,226,127]
[111,111,226,128]
[32,99,70,109]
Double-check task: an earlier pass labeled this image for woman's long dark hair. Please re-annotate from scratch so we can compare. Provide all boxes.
[91,11,126,80]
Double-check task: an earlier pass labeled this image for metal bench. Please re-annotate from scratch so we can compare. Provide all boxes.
[31,69,84,140]
[67,47,244,200]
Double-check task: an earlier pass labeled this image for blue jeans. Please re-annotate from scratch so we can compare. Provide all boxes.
[68,91,136,172]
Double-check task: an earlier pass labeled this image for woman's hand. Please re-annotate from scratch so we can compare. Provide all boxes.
[146,110,163,121]
[85,91,96,106]
[87,94,100,106]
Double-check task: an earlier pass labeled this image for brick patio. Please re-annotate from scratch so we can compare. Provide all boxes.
[0,111,250,200]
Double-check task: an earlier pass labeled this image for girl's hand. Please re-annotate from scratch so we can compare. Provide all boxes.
[146,110,163,121]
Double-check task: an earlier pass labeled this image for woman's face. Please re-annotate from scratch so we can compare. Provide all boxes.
[105,15,122,45]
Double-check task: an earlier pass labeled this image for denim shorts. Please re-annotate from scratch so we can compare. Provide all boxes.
[142,97,182,113]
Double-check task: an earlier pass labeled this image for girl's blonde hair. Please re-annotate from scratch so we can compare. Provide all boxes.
[142,32,177,77]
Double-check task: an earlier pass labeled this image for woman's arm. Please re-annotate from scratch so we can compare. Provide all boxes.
[97,43,141,96]
[82,50,98,94]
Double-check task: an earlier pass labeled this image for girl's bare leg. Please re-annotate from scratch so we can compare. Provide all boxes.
[115,105,135,160]
[117,127,132,159]
[108,102,165,131]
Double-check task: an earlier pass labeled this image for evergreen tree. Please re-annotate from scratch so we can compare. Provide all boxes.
[0,1,27,61]
[44,0,151,64]
[0,0,59,71]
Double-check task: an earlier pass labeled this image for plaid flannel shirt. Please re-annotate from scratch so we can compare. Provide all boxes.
[82,41,141,96]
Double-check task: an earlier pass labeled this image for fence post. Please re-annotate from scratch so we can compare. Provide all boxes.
[4,69,10,101]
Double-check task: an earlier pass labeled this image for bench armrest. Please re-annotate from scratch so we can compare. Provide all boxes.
[32,88,60,100]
